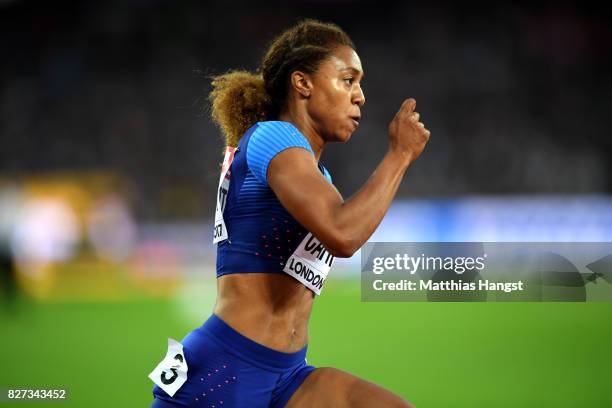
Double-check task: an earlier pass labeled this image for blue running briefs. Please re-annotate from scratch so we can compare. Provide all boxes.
[151,314,315,408]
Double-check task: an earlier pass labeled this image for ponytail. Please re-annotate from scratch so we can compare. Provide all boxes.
[209,71,271,147]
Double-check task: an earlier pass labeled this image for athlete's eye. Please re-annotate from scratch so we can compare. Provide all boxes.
[343,77,354,86]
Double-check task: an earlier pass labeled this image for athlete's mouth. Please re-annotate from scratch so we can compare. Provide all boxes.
[350,116,361,128]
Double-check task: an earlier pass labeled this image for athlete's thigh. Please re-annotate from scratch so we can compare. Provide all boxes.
[284,367,414,408]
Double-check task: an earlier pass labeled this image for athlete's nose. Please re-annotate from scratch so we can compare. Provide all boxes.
[353,84,365,107]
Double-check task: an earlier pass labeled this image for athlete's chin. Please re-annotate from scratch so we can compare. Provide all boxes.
[330,128,355,143]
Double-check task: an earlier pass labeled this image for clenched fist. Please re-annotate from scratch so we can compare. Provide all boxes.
[388,98,430,164]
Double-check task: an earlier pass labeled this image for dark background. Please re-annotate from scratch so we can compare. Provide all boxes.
[2,0,611,219]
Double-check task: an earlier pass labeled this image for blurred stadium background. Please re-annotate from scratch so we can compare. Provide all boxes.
[1,0,611,407]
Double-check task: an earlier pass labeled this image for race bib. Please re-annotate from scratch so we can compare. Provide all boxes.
[213,146,236,244]
[283,233,334,295]
[148,338,188,397]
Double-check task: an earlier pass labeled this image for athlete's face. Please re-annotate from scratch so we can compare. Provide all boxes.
[308,46,365,142]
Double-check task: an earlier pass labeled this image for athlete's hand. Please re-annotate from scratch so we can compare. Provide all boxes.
[388,98,430,164]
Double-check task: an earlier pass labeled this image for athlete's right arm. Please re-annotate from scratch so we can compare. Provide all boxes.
[268,98,430,258]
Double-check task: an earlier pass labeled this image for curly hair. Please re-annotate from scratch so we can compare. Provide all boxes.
[209,19,355,147]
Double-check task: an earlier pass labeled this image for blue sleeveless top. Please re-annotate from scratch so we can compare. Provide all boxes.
[216,121,332,276]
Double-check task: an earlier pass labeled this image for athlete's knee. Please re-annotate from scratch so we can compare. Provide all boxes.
[373,392,415,408]
[396,399,415,408]
[317,367,415,408]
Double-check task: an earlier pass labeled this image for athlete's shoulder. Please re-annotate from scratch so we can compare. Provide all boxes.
[247,121,313,154]
[246,121,314,185]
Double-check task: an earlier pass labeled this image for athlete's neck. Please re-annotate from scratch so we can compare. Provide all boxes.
[278,111,324,161]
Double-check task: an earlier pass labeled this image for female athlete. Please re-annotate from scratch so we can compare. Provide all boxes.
[151,19,430,408]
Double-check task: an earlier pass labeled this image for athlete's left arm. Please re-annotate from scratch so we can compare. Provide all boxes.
[268,146,410,258]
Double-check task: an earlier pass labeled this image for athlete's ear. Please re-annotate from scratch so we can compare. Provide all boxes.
[289,71,312,98]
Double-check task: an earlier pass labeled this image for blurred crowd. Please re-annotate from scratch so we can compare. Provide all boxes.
[1,0,611,220]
